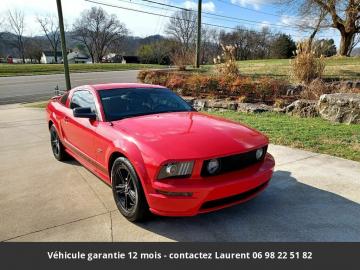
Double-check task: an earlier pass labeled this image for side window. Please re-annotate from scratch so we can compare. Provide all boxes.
[60,92,69,105]
[70,90,97,114]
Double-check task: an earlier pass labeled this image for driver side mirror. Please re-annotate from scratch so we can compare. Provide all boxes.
[73,107,97,120]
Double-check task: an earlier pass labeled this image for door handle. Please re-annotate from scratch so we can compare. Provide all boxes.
[64,116,69,123]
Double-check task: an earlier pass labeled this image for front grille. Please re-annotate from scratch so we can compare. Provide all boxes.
[201,146,267,177]
[200,180,269,210]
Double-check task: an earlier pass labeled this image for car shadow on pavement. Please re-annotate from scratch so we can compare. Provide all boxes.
[134,170,360,241]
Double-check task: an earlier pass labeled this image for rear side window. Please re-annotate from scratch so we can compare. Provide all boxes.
[60,92,69,105]
[70,90,97,113]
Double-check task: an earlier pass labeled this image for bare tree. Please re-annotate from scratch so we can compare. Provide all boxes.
[200,27,221,64]
[278,0,360,56]
[165,10,198,68]
[300,9,328,48]
[165,10,197,50]
[24,37,44,63]
[37,15,61,63]
[349,33,360,54]
[72,7,128,63]
[7,9,25,63]
[0,15,5,39]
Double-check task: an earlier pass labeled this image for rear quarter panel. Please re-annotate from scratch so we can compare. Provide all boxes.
[46,97,66,139]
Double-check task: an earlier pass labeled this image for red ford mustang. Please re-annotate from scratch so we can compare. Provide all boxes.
[46,83,275,221]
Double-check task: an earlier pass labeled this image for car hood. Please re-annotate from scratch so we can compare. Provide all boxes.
[112,112,268,160]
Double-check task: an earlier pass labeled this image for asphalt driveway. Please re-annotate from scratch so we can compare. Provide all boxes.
[1,104,360,242]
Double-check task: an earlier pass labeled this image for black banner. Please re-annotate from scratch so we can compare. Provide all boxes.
[0,243,359,269]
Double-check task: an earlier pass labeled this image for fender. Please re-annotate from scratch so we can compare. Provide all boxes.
[106,139,154,197]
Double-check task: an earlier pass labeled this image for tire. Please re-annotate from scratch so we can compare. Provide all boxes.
[111,157,149,222]
[49,124,68,161]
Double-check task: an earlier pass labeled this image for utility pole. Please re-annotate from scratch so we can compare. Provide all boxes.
[56,0,71,90]
[195,0,202,68]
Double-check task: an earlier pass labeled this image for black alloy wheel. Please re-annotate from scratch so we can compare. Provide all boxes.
[50,125,67,161]
[111,157,149,222]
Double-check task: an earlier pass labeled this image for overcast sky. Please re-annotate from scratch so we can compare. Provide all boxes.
[0,0,340,45]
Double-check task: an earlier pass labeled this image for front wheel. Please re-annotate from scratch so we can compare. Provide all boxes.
[111,157,149,222]
[50,125,68,161]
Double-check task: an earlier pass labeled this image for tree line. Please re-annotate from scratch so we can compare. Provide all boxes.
[0,3,355,64]
[139,10,337,65]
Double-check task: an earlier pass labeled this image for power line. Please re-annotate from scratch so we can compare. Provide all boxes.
[114,0,294,30]
[138,0,190,11]
[84,0,246,31]
[84,0,336,39]
[134,0,338,38]
[135,0,299,30]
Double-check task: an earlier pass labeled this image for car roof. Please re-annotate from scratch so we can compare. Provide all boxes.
[89,83,167,91]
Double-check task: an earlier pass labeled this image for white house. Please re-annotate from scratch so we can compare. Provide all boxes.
[40,51,63,64]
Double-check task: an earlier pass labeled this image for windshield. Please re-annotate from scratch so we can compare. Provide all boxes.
[99,88,194,121]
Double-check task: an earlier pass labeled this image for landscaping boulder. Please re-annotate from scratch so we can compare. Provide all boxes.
[339,80,360,90]
[318,93,360,124]
[285,99,318,117]
[237,103,273,113]
[183,97,195,106]
[191,99,238,111]
[286,85,303,96]
[192,99,207,110]
[207,99,238,110]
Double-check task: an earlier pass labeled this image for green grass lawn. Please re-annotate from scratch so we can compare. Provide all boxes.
[0,63,163,77]
[209,111,360,162]
[204,57,360,80]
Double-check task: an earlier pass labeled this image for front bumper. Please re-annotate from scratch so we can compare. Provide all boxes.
[147,153,275,216]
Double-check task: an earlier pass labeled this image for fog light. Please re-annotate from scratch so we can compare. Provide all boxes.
[207,159,220,174]
[256,148,264,160]
[156,190,193,197]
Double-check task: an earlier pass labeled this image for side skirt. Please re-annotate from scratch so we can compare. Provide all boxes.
[63,141,111,185]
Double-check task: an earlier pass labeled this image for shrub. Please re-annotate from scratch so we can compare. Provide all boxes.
[216,61,240,78]
[166,74,187,90]
[230,76,254,95]
[300,78,332,100]
[199,75,220,95]
[143,70,169,85]
[255,77,288,104]
[137,70,289,104]
[215,44,240,78]
[290,40,325,84]
[137,70,148,82]
[183,75,220,97]
[185,74,203,96]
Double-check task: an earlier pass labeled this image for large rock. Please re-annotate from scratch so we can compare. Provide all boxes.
[237,103,273,113]
[318,93,360,124]
[192,99,238,111]
[192,99,207,110]
[207,99,238,110]
[285,100,318,117]
[286,85,303,96]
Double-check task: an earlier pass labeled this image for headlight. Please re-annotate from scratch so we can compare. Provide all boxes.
[255,148,264,160]
[158,161,194,179]
[207,159,220,175]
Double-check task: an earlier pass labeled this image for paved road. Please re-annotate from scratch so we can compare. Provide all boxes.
[1,105,360,242]
[0,70,139,105]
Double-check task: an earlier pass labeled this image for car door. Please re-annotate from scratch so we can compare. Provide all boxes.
[61,90,99,162]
